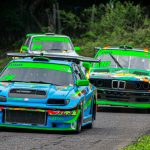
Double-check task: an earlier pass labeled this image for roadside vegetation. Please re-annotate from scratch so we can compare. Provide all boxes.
[72,2,150,56]
[123,135,150,150]
[1,2,150,58]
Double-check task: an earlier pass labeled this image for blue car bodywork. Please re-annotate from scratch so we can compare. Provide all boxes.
[0,57,97,132]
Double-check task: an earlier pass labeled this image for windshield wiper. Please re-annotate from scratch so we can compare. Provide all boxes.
[109,54,123,68]
[1,80,62,86]
[0,80,25,82]
[46,48,63,51]
[28,81,62,86]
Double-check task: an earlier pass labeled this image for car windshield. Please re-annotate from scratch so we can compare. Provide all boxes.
[0,62,74,86]
[97,54,150,70]
[30,36,74,52]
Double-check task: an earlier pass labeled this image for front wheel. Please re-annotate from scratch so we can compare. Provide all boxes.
[75,115,82,133]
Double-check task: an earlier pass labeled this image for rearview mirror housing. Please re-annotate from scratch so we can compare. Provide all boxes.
[76,80,89,86]
[82,62,91,69]
[20,45,28,52]
[74,46,81,52]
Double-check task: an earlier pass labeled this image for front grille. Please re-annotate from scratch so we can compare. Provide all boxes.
[136,98,149,102]
[106,95,130,99]
[9,89,47,99]
[90,78,150,90]
[90,78,112,88]
[98,89,150,102]
[4,109,46,125]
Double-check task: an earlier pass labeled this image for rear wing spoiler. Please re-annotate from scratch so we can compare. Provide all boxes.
[7,53,100,64]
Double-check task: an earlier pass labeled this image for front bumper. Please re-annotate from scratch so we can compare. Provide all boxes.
[0,106,80,131]
[97,89,150,108]
[97,100,150,108]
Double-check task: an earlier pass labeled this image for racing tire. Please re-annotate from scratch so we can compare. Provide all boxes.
[86,118,94,129]
[75,115,82,133]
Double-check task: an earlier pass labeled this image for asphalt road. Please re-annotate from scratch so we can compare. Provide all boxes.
[0,108,150,150]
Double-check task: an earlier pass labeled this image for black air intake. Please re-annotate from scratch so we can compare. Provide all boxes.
[5,109,46,125]
[9,89,47,99]
[47,99,69,105]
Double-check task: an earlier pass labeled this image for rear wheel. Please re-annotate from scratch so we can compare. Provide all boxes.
[86,117,94,129]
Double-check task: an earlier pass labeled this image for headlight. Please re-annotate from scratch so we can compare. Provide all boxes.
[96,80,103,87]
[0,96,6,102]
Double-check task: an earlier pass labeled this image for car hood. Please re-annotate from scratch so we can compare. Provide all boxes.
[90,69,150,81]
[0,82,74,103]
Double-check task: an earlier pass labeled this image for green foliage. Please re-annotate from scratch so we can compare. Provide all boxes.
[1,1,150,58]
[75,2,150,57]
[79,4,105,33]
[60,10,80,37]
[97,2,144,33]
[123,135,150,150]
[0,58,11,72]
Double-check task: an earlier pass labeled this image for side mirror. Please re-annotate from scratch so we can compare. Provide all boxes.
[82,62,91,69]
[94,47,101,51]
[76,80,89,86]
[74,46,81,52]
[20,45,28,52]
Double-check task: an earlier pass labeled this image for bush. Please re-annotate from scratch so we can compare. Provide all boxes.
[74,2,150,56]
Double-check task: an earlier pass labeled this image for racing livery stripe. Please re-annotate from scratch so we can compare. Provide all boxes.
[7,62,72,73]
[0,124,75,131]
[32,37,70,43]
[97,100,150,108]
[97,50,150,58]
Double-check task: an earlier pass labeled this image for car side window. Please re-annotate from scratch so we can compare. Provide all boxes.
[72,64,85,80]
[77,65,86,79]
[24,37,31,46]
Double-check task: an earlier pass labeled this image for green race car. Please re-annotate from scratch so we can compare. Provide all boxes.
[20,33,80,56]
[89,45,150,109]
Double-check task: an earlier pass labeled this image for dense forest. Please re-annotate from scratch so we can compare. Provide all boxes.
[0,0,150,57]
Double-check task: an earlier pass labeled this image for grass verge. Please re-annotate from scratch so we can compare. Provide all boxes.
[123,135,150,150]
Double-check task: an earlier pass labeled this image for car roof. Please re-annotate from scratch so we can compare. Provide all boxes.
[95,46,150,59]
[97,45,149,52]
[26,33,71,39]
[10,57,74,66]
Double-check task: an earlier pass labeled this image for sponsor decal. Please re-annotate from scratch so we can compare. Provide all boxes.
[47,109,78,116]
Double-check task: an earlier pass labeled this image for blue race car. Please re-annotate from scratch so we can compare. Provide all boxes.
[0,53,98,133]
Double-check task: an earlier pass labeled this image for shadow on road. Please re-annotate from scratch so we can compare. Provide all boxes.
[97,106,150,114]
[0,126,91,135]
